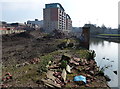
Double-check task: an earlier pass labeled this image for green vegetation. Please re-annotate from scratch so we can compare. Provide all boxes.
[98,34,120,36]
[2,48,91,84]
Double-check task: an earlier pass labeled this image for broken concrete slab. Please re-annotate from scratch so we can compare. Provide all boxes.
[70,60,79,66]
[61,69,67,82]
[73,57,81,62]
[66,65,71,73]
[46,71,56,81]
[41,79,61,88]
[60,53,71,62]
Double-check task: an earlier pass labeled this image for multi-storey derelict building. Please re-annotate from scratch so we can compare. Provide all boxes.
[43,3,72,33]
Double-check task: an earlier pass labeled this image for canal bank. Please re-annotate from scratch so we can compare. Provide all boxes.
[90,38,119,88]
[91,34,120,43]
[1,34,110,88]
[1,29,110,88]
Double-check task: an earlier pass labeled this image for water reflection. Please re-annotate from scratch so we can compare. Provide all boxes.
[90,38,118,88]
[90,38,105,46]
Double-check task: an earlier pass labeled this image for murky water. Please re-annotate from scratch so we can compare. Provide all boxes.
[90,38,119,88]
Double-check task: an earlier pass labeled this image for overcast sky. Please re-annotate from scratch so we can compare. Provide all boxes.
[0,0,119,28]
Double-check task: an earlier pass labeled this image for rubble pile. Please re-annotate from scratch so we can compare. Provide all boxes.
[41,53,107,88]
[1,72,13,88]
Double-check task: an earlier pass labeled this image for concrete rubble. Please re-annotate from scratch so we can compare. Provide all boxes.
[41,53,110,88]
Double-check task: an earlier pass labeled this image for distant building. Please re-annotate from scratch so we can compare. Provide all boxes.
[0,21,7,27]
[27,19,43,28]
[72,27,82,37]
[66,14,72,31]
[10,23,25,27]
[43,3,72,33]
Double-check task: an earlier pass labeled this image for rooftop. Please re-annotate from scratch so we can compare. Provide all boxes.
[45,3,65,11]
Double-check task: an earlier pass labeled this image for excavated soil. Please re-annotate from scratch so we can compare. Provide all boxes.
[2,30,61,66]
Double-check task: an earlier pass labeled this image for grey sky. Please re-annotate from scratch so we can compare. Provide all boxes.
[0,0,119,28]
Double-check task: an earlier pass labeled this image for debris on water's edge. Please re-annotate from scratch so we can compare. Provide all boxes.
[1,31,111,88]
[40,52,110,88]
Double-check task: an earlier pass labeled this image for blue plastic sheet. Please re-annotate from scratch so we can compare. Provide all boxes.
[74,75,86,83]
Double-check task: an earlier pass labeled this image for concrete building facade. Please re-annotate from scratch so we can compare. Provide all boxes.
[43,3,72,33]
[27,19,43,28]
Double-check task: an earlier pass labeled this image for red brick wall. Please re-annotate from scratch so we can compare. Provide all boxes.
[50,8,58,21]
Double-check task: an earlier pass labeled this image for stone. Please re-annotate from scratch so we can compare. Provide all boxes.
[85,84,90,87]
[66,65,71,73]
[41,79,61,88]
[53,72,61,77]
[46,71,56,80]
[87,79,91,83]
[89,71,94,75]
[22,62,29,66]
[61,53,71,62]
[46,65,49,68]
[55,78,62,84]
[73,57,81,62]
[16,64,22,68]
[61,69,67,82]
[48,65,59,69]
[70,60,79,66]
[85,67,90,71]
[86,74,92,79]
[84,59,89,65]
[48,61,52,65]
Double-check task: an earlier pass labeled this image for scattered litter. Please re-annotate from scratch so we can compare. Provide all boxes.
[41,52,109,88]
[74,75,86,84]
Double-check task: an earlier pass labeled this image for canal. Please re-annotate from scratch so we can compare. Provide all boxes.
[90,38,119,88]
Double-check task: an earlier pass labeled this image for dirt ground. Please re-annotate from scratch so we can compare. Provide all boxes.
[2,30,61,67]
[1,30,110,88]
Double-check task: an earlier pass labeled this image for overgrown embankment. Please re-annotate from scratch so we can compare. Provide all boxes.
[1,30,110,88]
[91,34,120,43]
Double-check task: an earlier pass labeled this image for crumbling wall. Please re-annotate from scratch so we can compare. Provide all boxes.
[79,27,90,49]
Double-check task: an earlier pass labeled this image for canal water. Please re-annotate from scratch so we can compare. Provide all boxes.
[90,38,119,88]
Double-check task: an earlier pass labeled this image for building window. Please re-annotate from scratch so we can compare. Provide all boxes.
[60,10,61,13]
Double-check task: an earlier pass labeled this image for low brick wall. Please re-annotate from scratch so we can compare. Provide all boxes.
[0,30,25,35]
